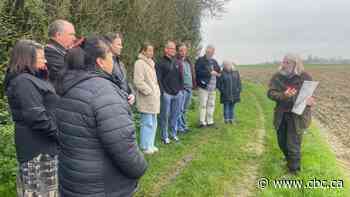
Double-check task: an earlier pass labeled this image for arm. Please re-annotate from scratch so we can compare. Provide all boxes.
[15,78,58,139]
[155,61,164,93]
[134,60,153,95]
[120,61,134,95]
[93,90,147,179]
[189,60,197,88]
[267,76,292,102]
[216,75,223,92]
[238,72,242,92]
[45,47,65,79]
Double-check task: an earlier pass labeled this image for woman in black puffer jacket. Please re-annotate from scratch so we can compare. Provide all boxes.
[56,37,147,197]
[4,39,59,196]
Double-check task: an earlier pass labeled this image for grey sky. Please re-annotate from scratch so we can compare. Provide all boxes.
[201,0,350,64]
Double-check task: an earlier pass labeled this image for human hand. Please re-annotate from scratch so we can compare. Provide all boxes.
[128,94,135,105]
[211,70,219,76]
[284,87,297,97]
[306,96,316,106]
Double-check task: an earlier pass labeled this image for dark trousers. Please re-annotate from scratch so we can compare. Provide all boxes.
[277,113,303,172]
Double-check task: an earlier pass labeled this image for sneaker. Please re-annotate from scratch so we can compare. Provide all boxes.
[163,138,171,144]
[152,146,159,153]
[288,169,299,176]
[207,123,215,127]
[198,123,207,128]
[208,123,219,129]
[143,149,154,155]
[172,136,179,142]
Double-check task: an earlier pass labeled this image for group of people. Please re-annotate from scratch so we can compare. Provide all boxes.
[4,16,317,196]
[4,19,243,197]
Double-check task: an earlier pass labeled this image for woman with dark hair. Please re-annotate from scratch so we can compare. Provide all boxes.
[4,39,59,196]
[56,36,147,197]
[133,42,160,154]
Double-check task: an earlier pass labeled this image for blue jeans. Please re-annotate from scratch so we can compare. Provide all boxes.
[223,102,235,120]
[176,89,192,132]
[140,113,157,150]
[159,92,182,140]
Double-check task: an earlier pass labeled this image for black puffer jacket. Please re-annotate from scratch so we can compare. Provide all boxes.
[56,69,147,197]
[217,70,242,103]
[4,71,59,163]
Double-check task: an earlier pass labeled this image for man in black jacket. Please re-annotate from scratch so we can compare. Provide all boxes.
[56,37,147,197]
[104,32,135,105]
[195,45,221,127]
[45,19,76,90]
[156,41,183,144]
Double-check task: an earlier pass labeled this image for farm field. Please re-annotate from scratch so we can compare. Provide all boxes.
[239,64,350,175]
[1,82,349,196]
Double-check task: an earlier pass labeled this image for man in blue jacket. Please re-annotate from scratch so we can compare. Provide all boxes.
[195,45,221,127]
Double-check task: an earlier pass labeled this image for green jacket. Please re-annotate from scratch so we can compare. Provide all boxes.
[267,72,313,134]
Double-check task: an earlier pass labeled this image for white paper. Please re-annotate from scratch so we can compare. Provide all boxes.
[292,81,319,115]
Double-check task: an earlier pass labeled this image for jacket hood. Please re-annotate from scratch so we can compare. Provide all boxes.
[58,69,98,96]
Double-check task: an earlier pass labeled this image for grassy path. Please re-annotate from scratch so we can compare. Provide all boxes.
[135,82,350,197]
[1,82,348,196]
[227,92,266,197]
[249,83,350,197]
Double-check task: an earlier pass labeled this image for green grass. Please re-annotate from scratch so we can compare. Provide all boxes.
[135,82,350,197]
[1,82,348,196]
[247,83,350,197]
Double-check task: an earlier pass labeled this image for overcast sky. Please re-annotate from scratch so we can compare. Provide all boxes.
[201,0,350,64]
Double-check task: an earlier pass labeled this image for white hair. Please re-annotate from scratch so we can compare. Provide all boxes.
[48,19,73,38]
[279,53,304,75]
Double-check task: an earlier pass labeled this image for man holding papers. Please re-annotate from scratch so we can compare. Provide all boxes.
[267,54,316,175]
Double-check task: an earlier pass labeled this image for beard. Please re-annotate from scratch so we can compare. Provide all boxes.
[279,65,295,77]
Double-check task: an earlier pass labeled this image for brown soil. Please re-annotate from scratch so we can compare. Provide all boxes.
[239,65,350,176]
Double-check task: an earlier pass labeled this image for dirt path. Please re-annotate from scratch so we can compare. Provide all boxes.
[225,92,266,197]
[147,128,214,197]
[149,153,194,197]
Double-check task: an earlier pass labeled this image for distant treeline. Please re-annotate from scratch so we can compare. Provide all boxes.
[261,55,350,65]
[0,0,231,123]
